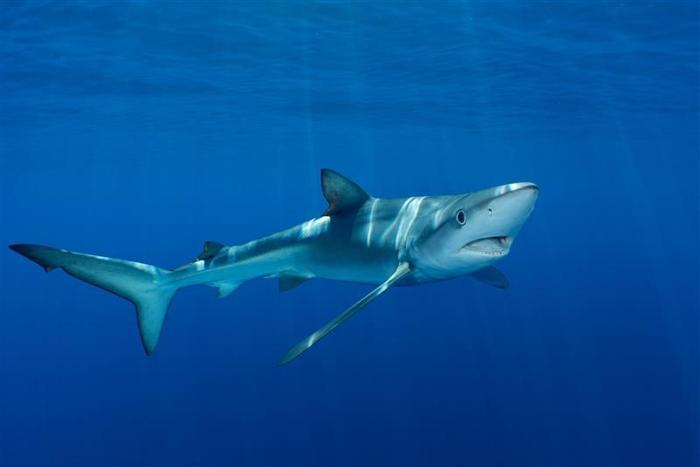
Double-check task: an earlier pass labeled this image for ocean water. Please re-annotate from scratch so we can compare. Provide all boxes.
[0,2,698,466]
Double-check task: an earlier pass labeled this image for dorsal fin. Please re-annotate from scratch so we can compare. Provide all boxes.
[196,241,225,261]
[321,169,370,216]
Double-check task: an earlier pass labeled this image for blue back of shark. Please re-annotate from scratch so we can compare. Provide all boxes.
[0,2,697,467]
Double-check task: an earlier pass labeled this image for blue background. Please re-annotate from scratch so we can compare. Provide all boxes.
[1,2,698,466]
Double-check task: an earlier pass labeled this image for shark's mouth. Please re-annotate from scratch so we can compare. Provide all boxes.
[461,236,512,256]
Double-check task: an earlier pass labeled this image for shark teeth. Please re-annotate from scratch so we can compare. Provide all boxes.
[461,236,512,256]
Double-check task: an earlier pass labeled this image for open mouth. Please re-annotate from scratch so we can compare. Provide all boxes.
[461,236,512,256]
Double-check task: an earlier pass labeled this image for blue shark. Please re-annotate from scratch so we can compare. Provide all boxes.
[9,169,538,364]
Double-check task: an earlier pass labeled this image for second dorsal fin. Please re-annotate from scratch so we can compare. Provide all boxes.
[321,169,370,216]
[196,241,225,261]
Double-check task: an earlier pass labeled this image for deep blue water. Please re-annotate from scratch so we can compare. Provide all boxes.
[1,2,698,466]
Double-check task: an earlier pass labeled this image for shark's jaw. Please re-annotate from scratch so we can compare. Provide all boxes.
[461,236,512,257]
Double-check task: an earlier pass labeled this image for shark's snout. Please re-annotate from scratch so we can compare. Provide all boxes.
[497,182,539,194]
[507,182,539,218]
[479,181,538,229]
[456,182,538,259]
[492,182,539,214]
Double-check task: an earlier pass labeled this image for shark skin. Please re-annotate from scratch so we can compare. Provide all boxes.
[9,169,539,364]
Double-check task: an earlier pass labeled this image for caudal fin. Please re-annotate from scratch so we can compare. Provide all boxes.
[9,244,177,355]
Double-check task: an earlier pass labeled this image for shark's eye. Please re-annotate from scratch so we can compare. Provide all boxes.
[455,209,466,225]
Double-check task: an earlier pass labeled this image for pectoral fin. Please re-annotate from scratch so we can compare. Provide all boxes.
[278,274,311,292]
[278,262,412,365]
[470,266,509,289]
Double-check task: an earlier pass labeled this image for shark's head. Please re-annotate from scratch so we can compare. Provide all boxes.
[408,182,539,279]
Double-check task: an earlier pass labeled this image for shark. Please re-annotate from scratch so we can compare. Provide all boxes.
[9,169,538,365]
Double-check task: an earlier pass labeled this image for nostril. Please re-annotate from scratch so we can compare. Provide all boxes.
[488,208,493,216]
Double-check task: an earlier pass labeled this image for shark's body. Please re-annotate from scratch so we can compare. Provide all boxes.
[10,169,538,364]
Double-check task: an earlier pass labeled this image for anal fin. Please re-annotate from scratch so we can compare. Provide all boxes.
[209,280,241,298]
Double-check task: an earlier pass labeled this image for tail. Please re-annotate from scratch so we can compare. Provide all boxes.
[9,243,177,355]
